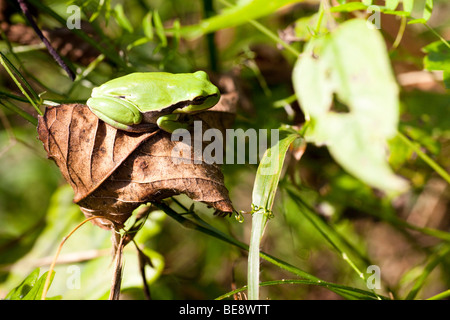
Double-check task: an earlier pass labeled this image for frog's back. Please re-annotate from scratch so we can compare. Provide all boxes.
[100,71,218,111]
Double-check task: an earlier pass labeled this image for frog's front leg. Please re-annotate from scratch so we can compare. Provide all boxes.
[156,114,192,133]
[87,96,154,132]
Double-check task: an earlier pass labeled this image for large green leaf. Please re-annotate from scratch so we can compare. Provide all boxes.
[293,19,408,193]
[178,0,301,39]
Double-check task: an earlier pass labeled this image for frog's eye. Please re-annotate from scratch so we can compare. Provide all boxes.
[193,96,207,104]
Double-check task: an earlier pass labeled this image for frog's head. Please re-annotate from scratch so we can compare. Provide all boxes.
[175,71,220,113]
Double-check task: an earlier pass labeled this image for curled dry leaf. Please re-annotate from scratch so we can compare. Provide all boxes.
[37,77,237,230]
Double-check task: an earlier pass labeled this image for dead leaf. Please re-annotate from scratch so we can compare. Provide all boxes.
[37,78,237,229]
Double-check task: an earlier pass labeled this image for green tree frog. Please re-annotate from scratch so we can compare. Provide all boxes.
[86,71,220,133]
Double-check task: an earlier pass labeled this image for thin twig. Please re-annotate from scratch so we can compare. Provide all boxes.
[109,233,125,300]
[40,215,117,300]
[17,0,75,80]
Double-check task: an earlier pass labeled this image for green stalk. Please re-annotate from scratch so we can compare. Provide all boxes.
[248,128,301,299]
[247,209,268,300]
[427,289,450,300]
[248,20,301,57]
[405,244,450,300]
[425,23,450,50]
[202,0,219,72]
[397,131,450,185]
[154,200,380,300]
[0,53,42,115]
[0,100,38,126]
[217,279,387,300]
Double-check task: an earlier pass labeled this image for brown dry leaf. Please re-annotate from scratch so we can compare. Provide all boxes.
[37,79,237,230]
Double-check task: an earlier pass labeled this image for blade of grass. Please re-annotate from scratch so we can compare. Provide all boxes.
[283,184,382,299]
[154,200,386,299]
[0,100,38,126]
[153,200,316,280]
[427,289,450,300]
[248,127,301,299]
[405,243,450,300]
[67,53,106,97]
[397,130,450,185]
[216,279,388,300]
[0,53,42,115]
[0,91,30,103]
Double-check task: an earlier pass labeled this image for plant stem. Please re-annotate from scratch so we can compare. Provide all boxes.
[425,23,450,50]
[217,279,387,300]
[397,130,450,185]
[17,0,75,80]
[248,20,301,57]
[155,201,383,299]
[247,209,268,300]
[203,0,219,72]
[427,289,450,300]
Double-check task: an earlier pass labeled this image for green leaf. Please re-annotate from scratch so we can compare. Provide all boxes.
[403,0,414,13]
[403,0,433,20]
[423,0,433,21]
[386,0,400,10]
[327,2,368,13]
[113,4,134,33]
[251,127,301,212]
[178,0,302,39]
[408,18,427,24]
[293,19,408,193]
[22,271,55,300]
[444,70,450,89]
[329,0,432,21]
[4,268,40,300]
[4,268,57,300]
[248,127,302,299]
[153,10,167,48]
[142,12,154,40]
[423,40,450,72]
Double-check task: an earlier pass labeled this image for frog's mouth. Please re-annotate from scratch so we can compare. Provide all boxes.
[175,93,220,113]
[141,93,220,124]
